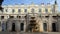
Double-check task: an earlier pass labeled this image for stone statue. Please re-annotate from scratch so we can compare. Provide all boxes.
[0,0,4,11]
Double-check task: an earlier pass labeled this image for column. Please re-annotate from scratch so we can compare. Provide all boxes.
[39,23,43,32]
[0,21,2,31]
[47,23,52,32]
[1,21,6,31]
[58,18,60,32]
[48,15,52,32]
[15,21,20,32]
[7,21,12,31]
[24,22,26,32]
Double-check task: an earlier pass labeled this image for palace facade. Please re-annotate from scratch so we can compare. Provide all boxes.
[0,0,60,32]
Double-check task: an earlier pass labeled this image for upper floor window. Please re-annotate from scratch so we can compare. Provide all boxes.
[12,9,15,13]
[31,8,34,13]
[18,9,21,13]
[45,9,48,13]
[5,9,8,12]
[39,9,41,12]
[24,9,27,12]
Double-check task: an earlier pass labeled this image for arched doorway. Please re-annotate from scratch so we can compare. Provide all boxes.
[43,23,47,31]
[12,23,15,31]
[20,23,24,31]
[52,23,56,32]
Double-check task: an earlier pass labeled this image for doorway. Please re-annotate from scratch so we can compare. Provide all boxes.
[43,23,47,31]
[52,23,56,32]
[12,23,15,31]
[20,23,24,31]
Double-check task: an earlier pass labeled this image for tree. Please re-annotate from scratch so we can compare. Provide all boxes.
[0,0,4,11]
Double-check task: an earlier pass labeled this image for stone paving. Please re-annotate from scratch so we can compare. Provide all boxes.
[0,32,60,34]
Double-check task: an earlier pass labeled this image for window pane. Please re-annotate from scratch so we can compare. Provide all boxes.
[18,9,21,13]
[45,9,48,13]
[25,9,27,12]
[6,9,8,12]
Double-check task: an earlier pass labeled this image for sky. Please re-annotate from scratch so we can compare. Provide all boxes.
[2,0,59,5]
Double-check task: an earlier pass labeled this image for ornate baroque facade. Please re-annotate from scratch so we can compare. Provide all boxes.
[0,1,60,32]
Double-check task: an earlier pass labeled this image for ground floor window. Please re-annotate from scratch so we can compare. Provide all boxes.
[20,23,24,31]
[43,23,47,31]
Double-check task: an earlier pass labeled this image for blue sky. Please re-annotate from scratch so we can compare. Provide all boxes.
[2,0,59,5]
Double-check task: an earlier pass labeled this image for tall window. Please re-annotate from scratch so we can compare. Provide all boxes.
[24,9,27,13]
[12,9,15,13]
[45,9,48,13]
[39,9,41,13]
[31,8,34,13]
[18,9,21,13]
[5,9,8,12]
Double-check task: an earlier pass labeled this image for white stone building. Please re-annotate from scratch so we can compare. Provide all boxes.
[0,0,60,32]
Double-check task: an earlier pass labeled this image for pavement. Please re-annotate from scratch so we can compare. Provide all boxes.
[0,32,60,34]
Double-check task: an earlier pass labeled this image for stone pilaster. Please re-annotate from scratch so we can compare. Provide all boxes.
[48,15,52,32]
[15,21,20,32]
[24,22,26,32]
[39,23,43,32]
[7,21,12,31]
